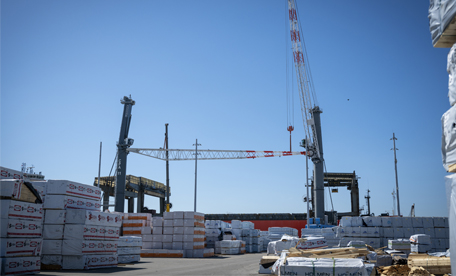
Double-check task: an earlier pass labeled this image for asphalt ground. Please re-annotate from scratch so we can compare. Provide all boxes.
[40,253,267,276]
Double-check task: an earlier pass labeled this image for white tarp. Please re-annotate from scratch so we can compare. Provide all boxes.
[442,105,456,172]
[429,0,456,46]
[448,44,456,105]
[445,174,456,273]
[267,235,300,255]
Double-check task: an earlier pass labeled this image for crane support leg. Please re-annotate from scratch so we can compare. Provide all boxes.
[312,108,325,221]
[127,197,134,213]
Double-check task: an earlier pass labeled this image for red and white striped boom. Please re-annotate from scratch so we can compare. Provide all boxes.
[127,148,305,161]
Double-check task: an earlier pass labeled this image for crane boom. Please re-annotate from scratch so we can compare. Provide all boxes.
[128,148,305,161]
[287,0,325,221]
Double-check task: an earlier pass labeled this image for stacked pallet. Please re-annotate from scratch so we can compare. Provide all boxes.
[141,211,213,258]
[122,212,152,244]
[259,231,270,252]
[0,178,44,275]
[268,227,298,241]
[117,236,142,264]
[40,179,121,270]
[337,216,450,251]
[204,219,231,251]
[219,240,241,255]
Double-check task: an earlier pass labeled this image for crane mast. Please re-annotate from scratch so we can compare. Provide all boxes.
[287,0,325,221]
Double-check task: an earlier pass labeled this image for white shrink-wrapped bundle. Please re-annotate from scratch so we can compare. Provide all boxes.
[0,218,43,238]
[42,239,63,255]
[44,210,66,224]
[118,254,140,264]
[46,180,101,201]
[442,105,456,173]
[0,200,43,221]
[118,236,142,247]
[0,166,23,180]
[231,220,242,229]
[43,224,64,240]
[0,256,41,275]
[445,174,455,272]
[41,255,63,267]
[0,238,43,257]
[381,217,392,227]
[63,224,103,240]
[62,240,117,255]
[65,209,121,227]
[44,195,101,210]
[447,43,456,106]
[62,254,118,270]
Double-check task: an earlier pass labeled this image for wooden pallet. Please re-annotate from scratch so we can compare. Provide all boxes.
[435,16,456,48]
[407,254,451,275]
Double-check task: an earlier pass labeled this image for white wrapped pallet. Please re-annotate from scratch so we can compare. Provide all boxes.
[44,210,66,224]
[118,254,140,264]
[0,218,43,238]
[442,105,456,173]
[448,43,456,106]
[62,254,118,269]
[66,209,121,227]
[0,256,41,274]
[0,179,42,203]
[381,217,392,227]
[0,199,43,220]
[41,254,62,266]
[277,256,368,276]
[42,240,62,255]
[0,166,23,180]
[231,220,242,229]
[63,224,103,240]
[43,224,64,240]
[44,195,101,210]
[445,174,455,272]
[118,236,142,247]
[117,247,141,255]
[46,180,101,201]
[0,238,42,257]
[62,240,117,255]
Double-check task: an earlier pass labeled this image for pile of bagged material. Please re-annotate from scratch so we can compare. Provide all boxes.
[141,211,213,258]
[0,176,44,275]
[41,179,121,270]
[117,236,141,264]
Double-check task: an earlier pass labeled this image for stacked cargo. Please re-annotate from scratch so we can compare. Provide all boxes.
[259,231,270,252]
[219,240,241,255]
[40,179,121,270]
[122,212,152,246]
[117,236,142,264]
[268,227,298,241]
[141,211,213,258]
[410,234,432,253]
[0,178,44,275]
[204,219,230,252]
[336,216,450,252]
[301,227,339,247]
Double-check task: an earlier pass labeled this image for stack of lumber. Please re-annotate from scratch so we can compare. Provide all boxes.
[287,246,370,259]
[377,265,410,276]
[408,254,451,275]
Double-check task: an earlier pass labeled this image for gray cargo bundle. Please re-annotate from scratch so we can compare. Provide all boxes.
[448,44,456,105]
[429,0,456,46]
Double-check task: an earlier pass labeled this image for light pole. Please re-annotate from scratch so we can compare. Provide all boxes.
[391,133,400,216]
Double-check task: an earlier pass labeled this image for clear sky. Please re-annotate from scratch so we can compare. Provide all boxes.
[1,1,451,217]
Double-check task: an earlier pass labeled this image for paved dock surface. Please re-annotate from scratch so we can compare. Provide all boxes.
[41,253,267,276]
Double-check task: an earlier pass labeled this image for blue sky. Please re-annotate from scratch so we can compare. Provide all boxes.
[1,1,451,217]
